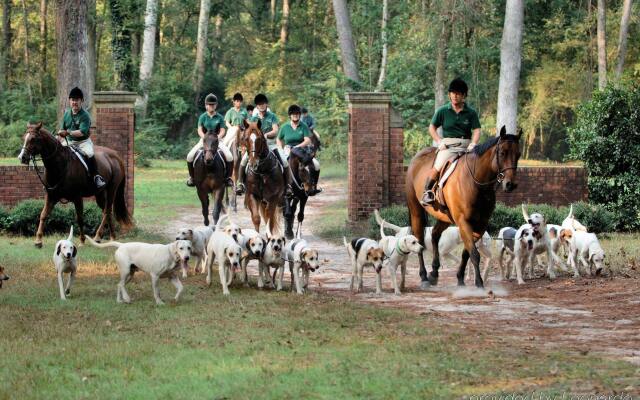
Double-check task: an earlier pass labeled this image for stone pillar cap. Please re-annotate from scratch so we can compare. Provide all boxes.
[93,91,138,105]
[346,92,392,103]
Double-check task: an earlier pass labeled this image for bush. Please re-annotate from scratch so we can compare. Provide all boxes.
[3,199,104,236]
[568,84,640,230]
[134,120,170,167]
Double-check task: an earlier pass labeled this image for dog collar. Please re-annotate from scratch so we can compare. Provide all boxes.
[395,240,410,256]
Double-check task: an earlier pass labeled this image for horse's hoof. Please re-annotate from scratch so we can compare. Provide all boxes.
[420,281,432,290]
[457,281,466,287]
[427,274,438,285]
[34,242,43,248]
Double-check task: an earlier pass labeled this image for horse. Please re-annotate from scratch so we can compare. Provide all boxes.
[406,126,521,289]
[240,121,285,234]
[18,122,132,247]
[283,153,313,240]
[193,130,228,226]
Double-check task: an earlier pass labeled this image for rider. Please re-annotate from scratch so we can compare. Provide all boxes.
[58,86,106,190]
[224,92,247,142]
[246,104,254,116]
[278,104,322,196]
[236,93,283,195]
[186,93,234,187]
[300,107,315,131]
[421,78,480,205]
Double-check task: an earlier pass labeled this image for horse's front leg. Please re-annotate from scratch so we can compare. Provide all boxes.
[429,220,450,286]
[248,196,262,231]
[456,249,470,286]
[197,189,210,226]
[211,188,225,226]
[72,199,85,244]
[35,194,56,248]
[457,221,483,289]
[407,192,429,288]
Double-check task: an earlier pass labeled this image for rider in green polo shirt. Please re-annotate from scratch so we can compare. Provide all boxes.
[236,93,281,195]
[278,104,322,196]
[421,78,481,205]
[58,87,106,190]
[186,93,234,187]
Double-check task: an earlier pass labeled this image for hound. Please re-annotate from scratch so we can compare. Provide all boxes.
[344,236,385,294]
[496,227,517,280]
[512,225,538,284]
[545,224,573,270]
[205,229,242,295]
[86,237,192,305]
[53,226,78,300]
[258,224,286,290]
[562,204,588,232]
[379,225,422,294]
[175,225,214,277]
[520,205,557,281]
[237,228,266,286]
[569,231,606,277]
[282,234,320,294]
[0,266,9,288]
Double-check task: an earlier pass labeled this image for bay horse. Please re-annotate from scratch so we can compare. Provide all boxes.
[193,130,228,226]
[283,153,312,240]
[18,122,132,247]
[241,121,285,234]
[406,126,521,289]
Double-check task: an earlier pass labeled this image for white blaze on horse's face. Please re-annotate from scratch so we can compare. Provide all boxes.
[249,133,257,163]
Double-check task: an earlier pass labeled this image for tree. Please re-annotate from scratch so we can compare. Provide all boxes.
[139,0,158,117]
[55,0,90,117]
[280,0,289,45]
[434,5,452,110]
[20,0,32,104]
[597,0,607,89]
[1,0,11,91]
[193,0,210,106]
[375,0,388,92]
[108,0,134,90]
[332,0,361,86]
[615,0,633,80]
[40,0,47,68]
[496,0,524,135]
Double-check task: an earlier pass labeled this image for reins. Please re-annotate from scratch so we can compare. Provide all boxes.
[24,133,68,192]
[464,136,517,187]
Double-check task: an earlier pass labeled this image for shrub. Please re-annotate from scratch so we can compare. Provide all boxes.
[3,200,104,236]
[568,84,640,230]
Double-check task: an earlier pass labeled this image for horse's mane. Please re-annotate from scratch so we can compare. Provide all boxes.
[473,134,518,156]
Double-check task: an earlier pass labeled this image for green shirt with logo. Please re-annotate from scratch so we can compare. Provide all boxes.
[224,108,248,126]
[431,102,481,139]
[249,110,279,134]
[198,112,225,134]
[61,108,91,141]
[278,121,311,147]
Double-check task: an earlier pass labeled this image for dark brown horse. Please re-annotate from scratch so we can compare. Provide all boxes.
[241,121,285,234]
[406,126,521,289]
[284,154,312,240]
[193,130,228,226]
[18,122,132,247]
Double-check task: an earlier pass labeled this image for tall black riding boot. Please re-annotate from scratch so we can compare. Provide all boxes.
[307,168,322,196]
[283,165,293,198]
[420,168,440,205]
[87,156,106,190]
[224,160,234,187]
[236,163,246,195]
[186,161,195,187]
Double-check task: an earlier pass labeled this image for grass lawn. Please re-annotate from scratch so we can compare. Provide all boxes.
[0,159,637,399]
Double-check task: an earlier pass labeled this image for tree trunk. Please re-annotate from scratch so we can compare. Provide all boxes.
[270,0,276,35]
[55,0,90,119]
[615,0,632,80]
[375,0,388,92]
[95,1,106,77]
[434,12,452,110]
[20,0,32,104]
[40,0,47,68]
[86,0,96,110]
[280,0,289,45]
[332,0,360,86]
[210,13,222,70]
[193,0,210,106]
[108,0,134,90]
[597,0,607,90]
[1,0,12,91]
[496,0,524,135]
[139,0,158,117]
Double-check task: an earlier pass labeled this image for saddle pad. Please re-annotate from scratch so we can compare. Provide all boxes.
[69,146,89,172]
[438,158,460,188]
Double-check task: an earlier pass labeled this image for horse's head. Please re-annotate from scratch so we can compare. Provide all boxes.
[496,125,522,192]
[18,122,48,164]
[202,130,219,167]
[242,120,267,165]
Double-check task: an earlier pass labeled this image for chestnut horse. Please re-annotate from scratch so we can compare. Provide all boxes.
[241,121,285,234]
[18,122,131,247]
[193,130,228,226]
[406,127,521,289]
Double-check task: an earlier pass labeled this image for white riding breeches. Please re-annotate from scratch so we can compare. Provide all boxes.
[62,137,94,158]
[222,126,239,148]
[433,138,470,171]
[187,139,233,163]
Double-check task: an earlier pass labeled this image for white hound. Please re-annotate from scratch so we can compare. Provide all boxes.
[175,225,214,277]
[53,226,78,300]
[379,224,423,294]
[282,234,320,294]
[205,229,242,295]
[344,236,385,294]
[569,231,606,277]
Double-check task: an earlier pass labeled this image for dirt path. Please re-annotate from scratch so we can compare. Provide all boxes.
[167,179,640,366]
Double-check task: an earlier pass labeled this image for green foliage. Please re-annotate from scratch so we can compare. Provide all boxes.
[2,200,103,236]
[568,84,640,231]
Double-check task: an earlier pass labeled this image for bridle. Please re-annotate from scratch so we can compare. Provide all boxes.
[465,136,518,187]
[22,130,68,192]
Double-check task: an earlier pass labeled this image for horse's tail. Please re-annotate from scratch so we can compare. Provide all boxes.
[114,165,133,228]
[85,236,123,249]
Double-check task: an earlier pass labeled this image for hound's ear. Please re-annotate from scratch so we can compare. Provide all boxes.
[56,243,61,256]
[72,245,77,258]
[36,121,43,130]
[499,125,507,138]
[170,241,179,257]
[189,229,193,235]
[238,228,242,234]
[518,229,528,239]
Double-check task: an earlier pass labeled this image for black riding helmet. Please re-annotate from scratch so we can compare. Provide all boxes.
[254,93,268,105]
[233,92,243,102]
[205,93,218,104]
[69,87,84,100]
[301,107,308,114]
[288,104,302,116]
[448,78,468,95]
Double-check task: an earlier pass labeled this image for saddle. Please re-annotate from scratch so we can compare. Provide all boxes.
[290,145,315,165]
[68,145,90,174]
[433,152,465,208]
[195,148,226,174]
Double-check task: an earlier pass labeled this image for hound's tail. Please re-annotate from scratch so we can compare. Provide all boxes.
[85,236,123,249]
[67,226,74,242]
[374,209,403,234]
[379,222,387,239]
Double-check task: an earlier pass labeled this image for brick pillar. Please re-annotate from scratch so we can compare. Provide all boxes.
[346,92,391,223]
[389,108,405,205]
[92,91,136,214]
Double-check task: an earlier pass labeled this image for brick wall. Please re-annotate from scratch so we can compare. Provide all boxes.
[0,91,136,212]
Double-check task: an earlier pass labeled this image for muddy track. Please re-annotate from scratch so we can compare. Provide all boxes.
[168,179,640,366]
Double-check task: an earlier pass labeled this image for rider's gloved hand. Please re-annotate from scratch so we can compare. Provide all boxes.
[466,142,476,152]
[58,130,68,138]
[437,142,447,151]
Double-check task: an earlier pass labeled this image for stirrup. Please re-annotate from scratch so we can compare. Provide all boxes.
[307,187,322,196]
[420,190,436,206]
[186,177,195,187]
[94,175,107,190]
